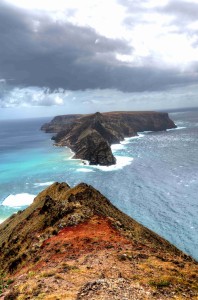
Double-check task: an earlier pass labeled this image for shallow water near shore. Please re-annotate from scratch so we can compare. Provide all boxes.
[0,111,197,260]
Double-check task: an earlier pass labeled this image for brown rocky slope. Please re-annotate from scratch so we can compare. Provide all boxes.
[0,182,197,299]
[41,111,176,166]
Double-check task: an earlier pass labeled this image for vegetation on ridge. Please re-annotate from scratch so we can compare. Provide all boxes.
[0,182,197,299]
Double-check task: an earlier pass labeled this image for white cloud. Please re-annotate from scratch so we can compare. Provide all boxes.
[6,0,126,39]
[0,86,66,107]
[1,84,198,112]
[0,83,198,120]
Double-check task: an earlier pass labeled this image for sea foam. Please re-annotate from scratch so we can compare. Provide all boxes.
[111,143,125,151]
[34,181,54,187]
[2,193,36,207]
[166,126,186,131]
[91,156,133,172]
[119,134,145,145]
[76,168,95,172]
[111,134,145,152]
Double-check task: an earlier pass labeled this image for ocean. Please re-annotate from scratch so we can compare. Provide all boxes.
[0,111,197,260]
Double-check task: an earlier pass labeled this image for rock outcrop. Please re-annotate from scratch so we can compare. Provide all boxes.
[41,111,176,166]
[72,129,116,165]
[0,182,197,299]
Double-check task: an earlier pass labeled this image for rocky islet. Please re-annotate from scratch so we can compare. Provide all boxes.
[41,111,176,166]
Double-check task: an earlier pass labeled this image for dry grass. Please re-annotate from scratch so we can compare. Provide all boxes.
[0,182,197,299]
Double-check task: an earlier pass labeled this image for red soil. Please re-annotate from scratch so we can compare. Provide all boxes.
[34,216,131,270]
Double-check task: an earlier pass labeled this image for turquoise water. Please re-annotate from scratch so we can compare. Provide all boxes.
[0,112,197,260]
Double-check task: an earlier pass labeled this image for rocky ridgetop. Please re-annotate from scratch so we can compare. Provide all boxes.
[0,182,197,299]
[41,111,176,166]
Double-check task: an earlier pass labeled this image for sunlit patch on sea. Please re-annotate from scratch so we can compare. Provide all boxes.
[0,111,197,260]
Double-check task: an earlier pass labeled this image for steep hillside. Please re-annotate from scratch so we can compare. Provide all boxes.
[0,182,197,299]
[41,111,176,166]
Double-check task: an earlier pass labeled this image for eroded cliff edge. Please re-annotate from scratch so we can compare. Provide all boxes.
[41,111,176,166]
[0,182,197,299]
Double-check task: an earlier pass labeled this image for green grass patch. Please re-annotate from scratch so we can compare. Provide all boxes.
[149,280,171,288]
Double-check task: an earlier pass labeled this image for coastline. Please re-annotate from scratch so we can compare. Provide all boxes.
[0,114,197,260]
[61,124,188,174]
[0,129,167,223]
[60,125,186,172]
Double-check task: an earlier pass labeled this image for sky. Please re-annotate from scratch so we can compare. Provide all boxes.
[0,0,198,119]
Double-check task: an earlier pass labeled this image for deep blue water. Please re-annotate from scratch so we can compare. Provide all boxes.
[0,111,197,260]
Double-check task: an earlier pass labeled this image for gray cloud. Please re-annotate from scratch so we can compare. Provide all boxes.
[120,0,198,41]
[0,2,130,87]
[0,0,197,100]
[157,1,198,46]
[120,0,198,23]
[118,0,148,11]
[155,0,198,40]
[160,1,198,21]
[118,0,155,27]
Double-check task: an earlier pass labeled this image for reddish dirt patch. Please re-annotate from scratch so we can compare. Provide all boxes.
[35,216,130,268]
[45,216,130,245]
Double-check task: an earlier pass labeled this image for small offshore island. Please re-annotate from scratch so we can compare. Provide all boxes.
[41,111,176,166]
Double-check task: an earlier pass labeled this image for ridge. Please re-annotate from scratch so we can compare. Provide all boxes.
[0,182,197,299]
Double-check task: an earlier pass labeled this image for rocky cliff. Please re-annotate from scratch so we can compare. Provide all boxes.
[0,182,197,299]
[41,111,176,166]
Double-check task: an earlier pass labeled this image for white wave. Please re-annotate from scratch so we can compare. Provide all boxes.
[111,143,125,151]
[91,156,133,172]
[121,134,145,144]
[111,134,145,152]
[63,149,82,162]
[0,218,6,224]
[174,126,187,130]
[68,148,75,159]
[141,130,153,133]
[76,168,95,172]
[120,140,130,145]
[34,181,54,187]
[166,126,186,131]
[2,193,36,207]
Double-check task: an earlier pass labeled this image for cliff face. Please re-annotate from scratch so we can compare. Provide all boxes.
[72,129,116,165]
[0,182,197,299]
[41,111,176,166]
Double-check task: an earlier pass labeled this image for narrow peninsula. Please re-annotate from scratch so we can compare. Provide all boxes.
[41,111,176,166]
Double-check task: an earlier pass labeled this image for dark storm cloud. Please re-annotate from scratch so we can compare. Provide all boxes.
[0,2,130,87]
[0,0,197,96]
